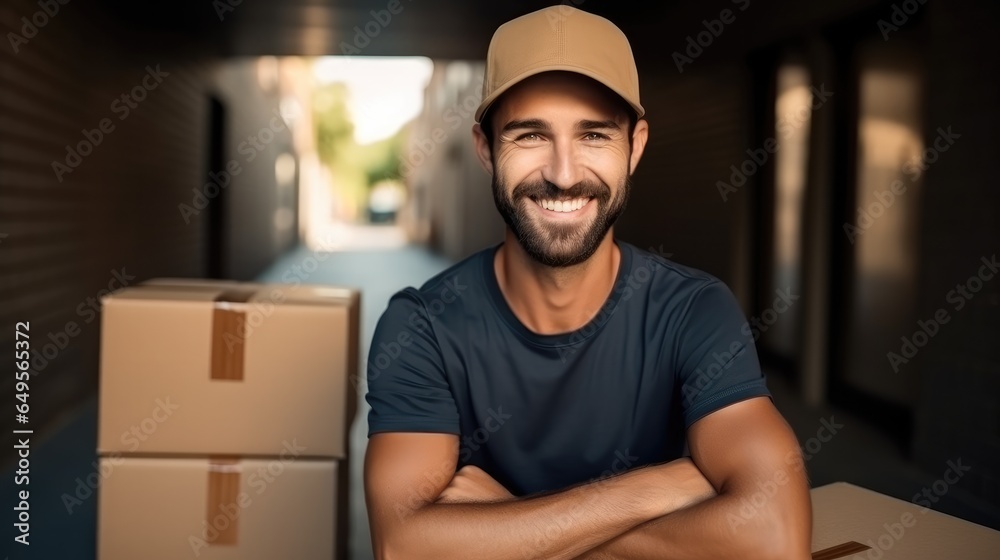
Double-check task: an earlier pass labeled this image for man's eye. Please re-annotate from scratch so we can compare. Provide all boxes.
[516,133,541,142]
[583,132,609,141]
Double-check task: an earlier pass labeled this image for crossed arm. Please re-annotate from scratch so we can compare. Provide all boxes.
[364,396,812,560]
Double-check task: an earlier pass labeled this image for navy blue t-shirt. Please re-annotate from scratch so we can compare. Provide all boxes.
[365,240,770,496]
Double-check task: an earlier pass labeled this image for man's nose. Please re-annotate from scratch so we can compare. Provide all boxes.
[540,141,585,190]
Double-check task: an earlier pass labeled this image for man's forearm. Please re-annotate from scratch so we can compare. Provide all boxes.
[376,461,706,560]
[578,464,812,559]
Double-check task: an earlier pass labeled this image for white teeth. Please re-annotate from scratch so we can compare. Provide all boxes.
[538,198,589,213]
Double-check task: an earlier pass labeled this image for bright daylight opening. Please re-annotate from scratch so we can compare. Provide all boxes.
[277,55,435,251]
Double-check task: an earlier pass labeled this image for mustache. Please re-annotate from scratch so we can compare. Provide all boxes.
[511,179,611,201]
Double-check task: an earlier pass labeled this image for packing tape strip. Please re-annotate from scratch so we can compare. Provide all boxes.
[210,289,257,381]
[812,541,871,560]
[206,458,242,546]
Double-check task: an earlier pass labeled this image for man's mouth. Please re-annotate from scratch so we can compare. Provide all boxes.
[531,197,593,213]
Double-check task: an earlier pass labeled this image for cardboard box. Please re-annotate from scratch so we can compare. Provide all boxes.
[810,482,1000,559]
[97,456,345,560]
[138,277,248,289]
[98,280,360,458]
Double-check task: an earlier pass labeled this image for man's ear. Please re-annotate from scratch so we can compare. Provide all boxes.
[628,119,650,175]
[471,123,494,176]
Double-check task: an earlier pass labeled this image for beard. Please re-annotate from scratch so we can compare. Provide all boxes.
[492,171,631,268]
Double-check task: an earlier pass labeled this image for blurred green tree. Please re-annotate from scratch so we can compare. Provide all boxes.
[312,82,408,221]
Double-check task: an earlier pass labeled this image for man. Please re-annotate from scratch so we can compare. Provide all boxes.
[364,6,812,559]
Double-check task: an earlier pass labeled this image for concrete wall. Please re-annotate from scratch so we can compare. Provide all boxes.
[403,60,503,262]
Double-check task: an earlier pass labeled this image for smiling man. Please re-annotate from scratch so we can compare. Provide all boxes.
[363,6,812,560]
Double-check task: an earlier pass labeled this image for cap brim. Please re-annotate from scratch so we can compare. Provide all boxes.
[475,64,645,123]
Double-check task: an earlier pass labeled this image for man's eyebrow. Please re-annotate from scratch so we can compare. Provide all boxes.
[577,119,621,130]
[501,118,550,132]
[500,118,622,133]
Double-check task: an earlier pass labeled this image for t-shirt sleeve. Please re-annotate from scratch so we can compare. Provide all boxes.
[674,280,771,428]
[365,288,461,436]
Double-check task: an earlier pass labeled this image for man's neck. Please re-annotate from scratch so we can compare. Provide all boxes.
[494,231,621,335]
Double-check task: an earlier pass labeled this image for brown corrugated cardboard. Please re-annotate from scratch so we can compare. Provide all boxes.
[97,280,360,458]
[810,482,1000,559]
[97,456,340,560]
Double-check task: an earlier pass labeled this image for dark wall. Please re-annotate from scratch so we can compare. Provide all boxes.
[620,64,751,292]
[0,0,295,440]
[912,0,1000,509]
[612,0,999,512]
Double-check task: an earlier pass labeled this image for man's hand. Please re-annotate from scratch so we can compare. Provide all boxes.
[437,465,516,504]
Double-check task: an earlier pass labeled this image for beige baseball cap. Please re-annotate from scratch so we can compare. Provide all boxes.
[475,5,644,123]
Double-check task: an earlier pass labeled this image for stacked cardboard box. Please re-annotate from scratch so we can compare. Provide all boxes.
[96,279,359,560]
[810,482,1000,559]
